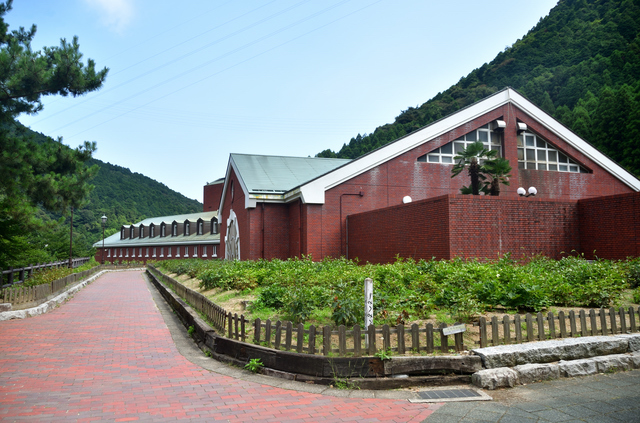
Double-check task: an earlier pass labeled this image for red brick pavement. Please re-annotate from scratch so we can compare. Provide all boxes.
[0,271,440,422]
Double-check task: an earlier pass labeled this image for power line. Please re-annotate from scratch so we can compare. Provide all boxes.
[64,0,386,141]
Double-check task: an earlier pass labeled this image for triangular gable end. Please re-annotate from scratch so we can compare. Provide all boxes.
[298,88,640,204]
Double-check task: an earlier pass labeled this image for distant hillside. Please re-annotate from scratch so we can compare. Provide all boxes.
[318,0,640,178]
[26,126,202,256]
[79,158,203,246]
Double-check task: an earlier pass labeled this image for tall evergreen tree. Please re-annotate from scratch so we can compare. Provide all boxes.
[0,0,108,268]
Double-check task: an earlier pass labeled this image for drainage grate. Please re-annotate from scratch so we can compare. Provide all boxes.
[410,388,492,403]
[417,389,481,400]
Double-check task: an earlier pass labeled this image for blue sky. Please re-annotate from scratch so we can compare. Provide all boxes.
[12,0,558,202]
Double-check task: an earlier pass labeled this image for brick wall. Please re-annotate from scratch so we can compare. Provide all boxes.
[296,105,634,261]
[346,196,450,263]
[347,195,580,263]
[448,195,579,260]
[203,181,224,211]
[218,170,249,260]
[578,192,640,260]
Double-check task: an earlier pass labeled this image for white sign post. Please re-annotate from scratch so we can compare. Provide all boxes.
[364,278,373,347]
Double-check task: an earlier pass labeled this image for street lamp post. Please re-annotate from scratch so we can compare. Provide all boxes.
[101,215,107,264]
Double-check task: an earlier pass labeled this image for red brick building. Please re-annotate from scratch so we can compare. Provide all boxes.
[96,88,640,264]
[216,88,640,262]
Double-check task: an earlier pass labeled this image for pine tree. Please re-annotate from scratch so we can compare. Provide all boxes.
[0,0,108,267]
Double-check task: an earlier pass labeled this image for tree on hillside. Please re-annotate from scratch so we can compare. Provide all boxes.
[0,0,108,268]
[316,0,640,178]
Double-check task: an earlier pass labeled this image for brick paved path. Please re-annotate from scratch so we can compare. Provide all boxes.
[0,271,439,422]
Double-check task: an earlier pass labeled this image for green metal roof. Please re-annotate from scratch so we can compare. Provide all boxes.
[231,154,350,194]
[93,211,219,248]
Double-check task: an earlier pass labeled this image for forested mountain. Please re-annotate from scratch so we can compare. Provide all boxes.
[68,158,203,253]
[318,0,640,178]
[20,127,202,263]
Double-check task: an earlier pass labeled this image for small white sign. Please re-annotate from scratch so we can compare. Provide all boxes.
[442,324,466,336]
[364,278,373,329]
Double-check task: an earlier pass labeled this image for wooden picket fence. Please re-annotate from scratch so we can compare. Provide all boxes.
[149,266,640,357]
[476,307,640,347]
[1,265,102,308]
[147,265,228,332]
[0,258,91,288]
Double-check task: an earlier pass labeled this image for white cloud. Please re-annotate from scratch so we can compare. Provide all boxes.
[83,0,135,34]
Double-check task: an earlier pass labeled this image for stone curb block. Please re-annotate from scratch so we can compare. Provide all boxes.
[473,351,640,389]
[471,336,629,369]
[471,368,518,390]
[0,269,143,321]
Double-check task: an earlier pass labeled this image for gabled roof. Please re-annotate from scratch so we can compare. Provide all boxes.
[222,153,350,209]
[297,87,640,203]
[93,211,219,248]
[231,154,350,194]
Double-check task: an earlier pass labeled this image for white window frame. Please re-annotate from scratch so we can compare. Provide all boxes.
[418,124,502,164]
[138,248,142,258]
[193,246,198,257]
[160,247,164,257]
[202,245,207,257]
[145,247,149,258]
[213,245,218,258]
[517,132,585,173]
[176,246,180,257]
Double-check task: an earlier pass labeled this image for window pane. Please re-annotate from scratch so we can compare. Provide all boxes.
[454,142,465,153]
[518,148,524,160]
[559,165,568,171]
[465,131,476,141]
[569,165,578,172]
[478,131,488,142]
[527,162,537,169]
[536,139,546,148]
[518,161,525,169]
[549,164,557,171]
[526,149,535,161]
[442,156,453,164]
[548,150,557,162]
[491,132,501,145]
[537,150,546,161]
[440,143,453,154]
[538,163,547,170]
[417,155,426,162]
[558,152,568,163]
[428,155,439,162]
[525,135,535,146]
[517,135,523,147]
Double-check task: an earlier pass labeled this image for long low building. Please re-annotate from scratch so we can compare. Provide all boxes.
[94,211,220,263]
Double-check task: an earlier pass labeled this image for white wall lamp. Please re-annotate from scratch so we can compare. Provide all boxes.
[402,196,412,204]
[517,187,537,197]
[517,122,528,134]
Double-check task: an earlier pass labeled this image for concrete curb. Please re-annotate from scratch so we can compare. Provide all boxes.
[0,268,145,321]
[471,336,640,390]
